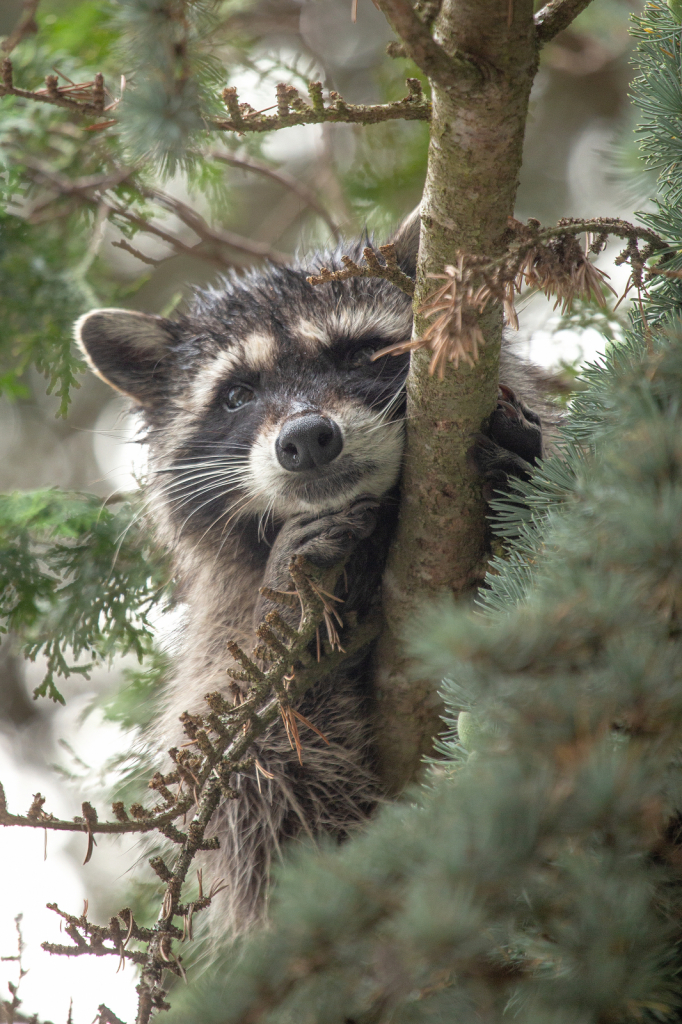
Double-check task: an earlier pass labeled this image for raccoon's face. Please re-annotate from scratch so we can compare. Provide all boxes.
[76,264,413,544]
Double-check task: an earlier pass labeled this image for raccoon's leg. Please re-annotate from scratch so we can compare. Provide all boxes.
[254,494,380,622]
[468,383,544,501]
[214,497,382,936]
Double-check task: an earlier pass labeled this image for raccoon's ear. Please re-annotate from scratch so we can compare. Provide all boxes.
[75,308,175,405]
[388,206,421,278]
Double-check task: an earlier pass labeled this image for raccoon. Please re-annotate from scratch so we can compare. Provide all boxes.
[75,213,548,935]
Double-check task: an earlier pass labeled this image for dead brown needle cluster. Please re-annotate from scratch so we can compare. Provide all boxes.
[516,230,616,314]
[375,257,488,378]
[376,219,636,376]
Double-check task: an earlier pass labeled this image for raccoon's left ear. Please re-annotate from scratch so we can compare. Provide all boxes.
[75,308,175,406]
[387,206,421,278]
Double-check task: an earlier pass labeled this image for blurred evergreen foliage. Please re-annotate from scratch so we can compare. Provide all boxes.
[0,209,87,412]
[0,490,170,703]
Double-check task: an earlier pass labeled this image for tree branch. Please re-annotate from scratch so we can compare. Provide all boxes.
[205,150,341,242]
[2,555,381,1022]
[372,0,540,794]
[372,0,478,87]
[214,78,431,134]
[18,162,290,269]
[0,58,105,114]
[535,0,598,45]
[1,0,41,55]
[0,561,376,839]
[136,184,290,264]
[307,243,415,295]
[1,56,431,134]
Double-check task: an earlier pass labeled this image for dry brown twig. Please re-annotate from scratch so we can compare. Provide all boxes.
[0,915,32,1024]
[0,556,380,1024]
[0,57,107,115]
[308,216,666,379]
[307,243,416,296]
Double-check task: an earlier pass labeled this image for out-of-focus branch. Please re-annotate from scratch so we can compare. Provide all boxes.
[535,0,597,44]
[206,150,341,241]
[18,162,290,269]
[0,58,106,113]
[136,184,290,264]
[215,78,430,133]
[1,0,41,55]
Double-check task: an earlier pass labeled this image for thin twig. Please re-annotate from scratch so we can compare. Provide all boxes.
[205,150,341,241]
[136,184,290,264]
[214,79,430,134]
[307,243,415,295]
[535,0,598,44]
[0,58,106,113]
[18,161,290,269]
[1,0,41,55]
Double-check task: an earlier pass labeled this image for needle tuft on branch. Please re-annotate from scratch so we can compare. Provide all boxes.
[368,216,667,377]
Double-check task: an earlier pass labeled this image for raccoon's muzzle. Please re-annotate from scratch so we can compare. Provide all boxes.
[275,413,343,472]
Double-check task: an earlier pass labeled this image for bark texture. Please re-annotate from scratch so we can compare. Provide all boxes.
[373,0,539,793]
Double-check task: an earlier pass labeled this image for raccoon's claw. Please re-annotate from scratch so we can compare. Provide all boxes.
[467,433,534,501]
[505,384,541,426]
[468,382,544,501]
[488,383,543,467]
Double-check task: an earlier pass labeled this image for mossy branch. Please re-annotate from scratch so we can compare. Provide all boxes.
[0,60,430,132]
[215,78,430,133]
[0,58,106,114]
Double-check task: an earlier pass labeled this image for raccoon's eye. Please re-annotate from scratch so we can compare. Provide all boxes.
[346,346,380,368]
[224,385,254,410]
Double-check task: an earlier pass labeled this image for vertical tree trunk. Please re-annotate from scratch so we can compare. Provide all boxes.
[373,0,538,793]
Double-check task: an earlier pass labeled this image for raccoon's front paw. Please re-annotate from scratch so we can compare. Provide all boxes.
[468,384,543,502]
[260,496,381,596]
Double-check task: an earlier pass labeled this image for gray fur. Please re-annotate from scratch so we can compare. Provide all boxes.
[75,218,555,936]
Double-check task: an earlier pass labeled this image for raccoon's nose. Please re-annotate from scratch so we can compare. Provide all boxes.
[275,414,343,472]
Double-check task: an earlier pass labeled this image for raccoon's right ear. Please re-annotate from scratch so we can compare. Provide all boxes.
[75,308,175,405]
[388,206,421,278]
